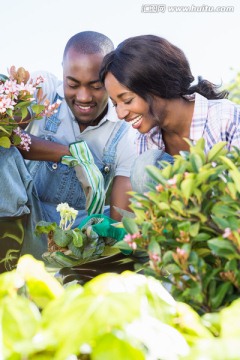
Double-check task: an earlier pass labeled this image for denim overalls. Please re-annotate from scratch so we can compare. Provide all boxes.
[27,95,129,226]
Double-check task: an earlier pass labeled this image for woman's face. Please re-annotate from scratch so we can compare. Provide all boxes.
[104,72,161,133]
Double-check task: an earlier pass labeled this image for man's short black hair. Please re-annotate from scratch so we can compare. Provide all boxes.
[63,31,114,59]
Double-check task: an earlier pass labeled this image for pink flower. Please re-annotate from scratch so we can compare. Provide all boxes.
[0,96,16,113]
[223,227,232,238]
[167,176,177,186]
[149,252,161,263]
[0,65,61,150]
[156,184,164,192]
[13,127,31,151]
[124,233,138,250]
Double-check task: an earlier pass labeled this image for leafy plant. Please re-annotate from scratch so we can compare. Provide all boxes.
[118,139,240,313]
[225,70,240,105]
[35,203,106,267]
[0,66,61,149]
[0,255,240,360]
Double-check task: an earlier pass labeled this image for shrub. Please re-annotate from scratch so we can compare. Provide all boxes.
[118,139,240,313]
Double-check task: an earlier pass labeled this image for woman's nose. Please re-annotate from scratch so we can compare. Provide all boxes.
[115,104,129,120]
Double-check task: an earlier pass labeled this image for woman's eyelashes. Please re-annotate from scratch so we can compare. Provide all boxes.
[112,98,133,107]
[124,98,133,105]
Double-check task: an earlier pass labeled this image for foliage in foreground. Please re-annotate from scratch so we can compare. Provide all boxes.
[118,140,240,313]
[226,70,240,105]
[0,255,240,360]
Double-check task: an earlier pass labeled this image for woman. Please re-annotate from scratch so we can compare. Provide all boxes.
[100,35,240,192]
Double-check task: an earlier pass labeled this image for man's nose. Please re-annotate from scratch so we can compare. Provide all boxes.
[76,87,93,102]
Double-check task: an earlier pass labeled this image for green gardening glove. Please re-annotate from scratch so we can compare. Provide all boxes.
[61,141,105,215]
[78,214,132,256]
[78,214,127,241]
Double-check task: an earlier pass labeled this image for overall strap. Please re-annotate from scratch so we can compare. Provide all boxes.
[102,121,129,168]
[44,93,63,133]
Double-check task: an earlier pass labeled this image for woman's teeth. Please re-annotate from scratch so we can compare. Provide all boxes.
[128,115,142,125]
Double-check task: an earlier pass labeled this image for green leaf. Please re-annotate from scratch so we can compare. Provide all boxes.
[158,202,170,211]
[208,238,238,258]
[219,155,238,171]
[229,169,240,193]
[15,100,32,109]
[207,142,227,162]
[122,217,139,235]
[0,136,11,148]
[17,255,64,309]
[177,221,191,232]
[11,133,22,146]
[195,248,211,257]
[190,153,203,172]
[92,333,145,360]
[35,221,57,235]
[0,125,11,134]
[220,298,240,338]
[0,73,9,82]
[48,281,141,360]
[148,239,161,256]
[210,281,232,309]
[212,204,237,217]
[189,222,200,237]
[201,312,221,336]
[226,182,237,199]
[165,263,181,274]
[193,232,211,241]
[176,302,212,340]
[211,216,230,230]
[31,104,45,115]
[146,165,167,184]
[114,240,133,252]
[162,250,173,264]
[71,229,83,247]
[180,178,195,200]
[171,200,184,213]
[194,138,205,151]
[2,296,41,354]
[53,228,72,247]
[21,105,29,120]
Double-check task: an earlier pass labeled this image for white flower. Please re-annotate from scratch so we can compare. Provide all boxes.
[56,203,78,230]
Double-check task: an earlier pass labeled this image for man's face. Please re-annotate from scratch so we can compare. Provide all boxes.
[63,49,108,131]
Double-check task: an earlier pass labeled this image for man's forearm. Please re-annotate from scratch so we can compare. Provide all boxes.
[19,134,70,162]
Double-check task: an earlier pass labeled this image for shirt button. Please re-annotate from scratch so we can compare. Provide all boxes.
[104,165,111,173]
[52,163,58,170]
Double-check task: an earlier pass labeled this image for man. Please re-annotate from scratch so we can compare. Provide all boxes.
[24,31,137,225]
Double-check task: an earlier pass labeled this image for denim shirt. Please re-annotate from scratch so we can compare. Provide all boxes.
[0,147,47,259]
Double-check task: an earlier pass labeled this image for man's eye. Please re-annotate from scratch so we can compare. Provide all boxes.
[68,83,78,88]
[92,84,104,90]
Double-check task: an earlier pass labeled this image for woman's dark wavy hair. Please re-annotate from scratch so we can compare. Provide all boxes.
[100,35,228,110]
